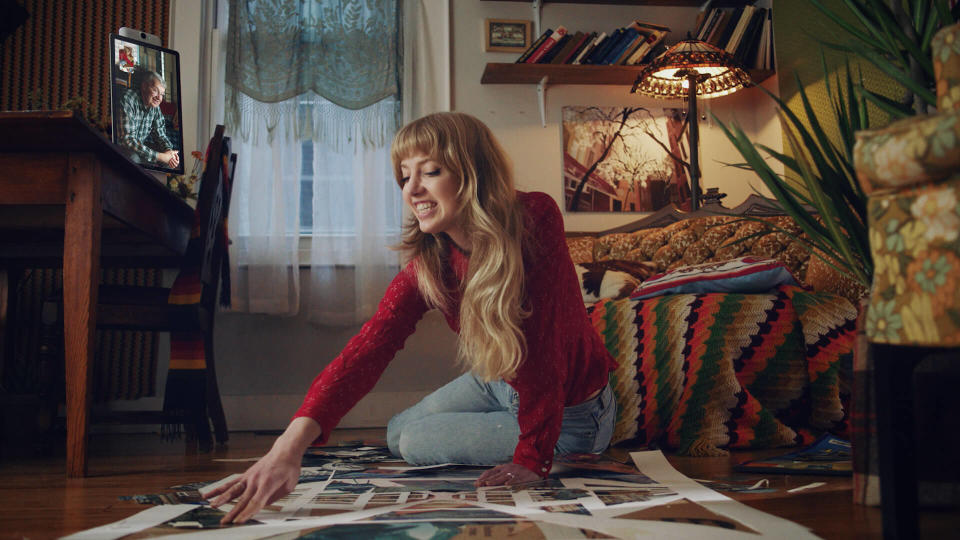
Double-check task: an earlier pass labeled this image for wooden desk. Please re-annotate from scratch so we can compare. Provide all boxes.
[0,110,193,477]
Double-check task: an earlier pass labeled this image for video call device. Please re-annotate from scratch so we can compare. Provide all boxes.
[109,31,185,175]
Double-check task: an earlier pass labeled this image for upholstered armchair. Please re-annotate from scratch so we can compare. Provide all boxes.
[852,21,960,539]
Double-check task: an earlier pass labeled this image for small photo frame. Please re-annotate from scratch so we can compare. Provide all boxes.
[484,18,532,53]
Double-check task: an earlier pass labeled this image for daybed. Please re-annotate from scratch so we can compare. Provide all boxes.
[567,195,860,456]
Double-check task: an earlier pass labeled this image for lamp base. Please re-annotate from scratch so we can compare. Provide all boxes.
[701,187,727,207]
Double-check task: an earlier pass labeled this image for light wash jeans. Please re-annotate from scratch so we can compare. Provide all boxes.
[387,372,616,466]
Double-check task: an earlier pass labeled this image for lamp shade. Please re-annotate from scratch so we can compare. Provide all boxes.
[631,39,751,99]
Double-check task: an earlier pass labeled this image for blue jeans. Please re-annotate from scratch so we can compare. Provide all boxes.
[387,373,616,467]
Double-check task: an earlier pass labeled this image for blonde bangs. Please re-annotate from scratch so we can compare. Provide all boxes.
[393,112,529,381]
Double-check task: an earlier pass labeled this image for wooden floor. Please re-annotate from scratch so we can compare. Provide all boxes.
[0,429,956,539]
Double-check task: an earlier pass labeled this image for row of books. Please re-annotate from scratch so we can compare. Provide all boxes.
[514,19,670,66]
[694,4,774,71]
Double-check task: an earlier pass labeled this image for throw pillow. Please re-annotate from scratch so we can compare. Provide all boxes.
[576,261,656,304]
[631,256,800,300]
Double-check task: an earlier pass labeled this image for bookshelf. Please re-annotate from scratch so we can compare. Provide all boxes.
[480,0,774,125]
[485,1,751,6]
[481,63,774,86]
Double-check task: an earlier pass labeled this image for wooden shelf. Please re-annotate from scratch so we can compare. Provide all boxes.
[481,63,774,86]
[483,1,751,6]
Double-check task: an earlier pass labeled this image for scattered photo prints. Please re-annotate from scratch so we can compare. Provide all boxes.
[68,447,820,539]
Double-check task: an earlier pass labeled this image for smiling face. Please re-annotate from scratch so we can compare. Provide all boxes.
[140,78,165,109]
[399,154,469,250]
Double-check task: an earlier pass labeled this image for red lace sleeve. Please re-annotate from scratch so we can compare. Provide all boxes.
[510,192,586,476]
[293,262,429,445]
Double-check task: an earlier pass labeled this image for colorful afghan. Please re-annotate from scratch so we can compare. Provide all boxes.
[591,285,856,456]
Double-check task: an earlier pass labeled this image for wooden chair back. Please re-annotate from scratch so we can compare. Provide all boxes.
[188,125,234,315]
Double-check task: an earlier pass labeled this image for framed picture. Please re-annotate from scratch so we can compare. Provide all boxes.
[108,33,185,175]
[562,105,693,213]
[484,18,533,53]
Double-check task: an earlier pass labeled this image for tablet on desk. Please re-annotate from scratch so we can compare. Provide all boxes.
[108,32,184,176]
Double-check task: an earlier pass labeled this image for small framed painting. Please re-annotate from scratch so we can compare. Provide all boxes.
[484,19,533,52]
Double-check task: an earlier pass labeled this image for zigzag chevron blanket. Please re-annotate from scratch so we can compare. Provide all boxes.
[590,285,857,456]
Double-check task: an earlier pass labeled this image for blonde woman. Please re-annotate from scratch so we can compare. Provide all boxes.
[209,112,617,524]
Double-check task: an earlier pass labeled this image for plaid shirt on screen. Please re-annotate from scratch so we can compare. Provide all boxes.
[120,88,174,163]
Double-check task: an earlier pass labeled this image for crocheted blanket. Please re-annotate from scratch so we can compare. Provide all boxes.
[590,285,857,456]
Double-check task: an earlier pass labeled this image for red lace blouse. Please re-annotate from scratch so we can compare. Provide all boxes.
[294,191,616,476]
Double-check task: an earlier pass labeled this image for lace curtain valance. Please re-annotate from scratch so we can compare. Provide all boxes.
[226,0,400,145]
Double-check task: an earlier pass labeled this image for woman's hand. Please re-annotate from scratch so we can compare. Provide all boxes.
[205,446,301,523]
[206,417,322,524]
[475,463,540,487]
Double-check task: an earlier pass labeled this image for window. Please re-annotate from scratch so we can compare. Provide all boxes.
[290,96,402,245]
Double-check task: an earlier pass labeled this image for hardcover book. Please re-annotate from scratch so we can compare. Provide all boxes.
[516,27,552,63]
[525,26,568,63]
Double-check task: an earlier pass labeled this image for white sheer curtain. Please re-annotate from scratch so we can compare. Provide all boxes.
[223,0,450,322]
[307,107,403,325]
[227,93,303,315]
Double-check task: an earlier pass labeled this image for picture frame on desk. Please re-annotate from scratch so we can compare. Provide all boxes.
[484,18,532,52]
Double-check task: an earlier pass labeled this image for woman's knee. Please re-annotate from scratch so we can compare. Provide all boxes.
[394,413,517,466]
[386,412,407,457]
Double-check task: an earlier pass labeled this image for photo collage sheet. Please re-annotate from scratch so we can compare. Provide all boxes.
[66,445,818,539]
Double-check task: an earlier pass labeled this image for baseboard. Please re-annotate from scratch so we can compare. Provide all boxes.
[221,391,432,432]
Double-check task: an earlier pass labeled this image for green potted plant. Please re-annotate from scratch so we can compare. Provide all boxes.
[715,0,959,290]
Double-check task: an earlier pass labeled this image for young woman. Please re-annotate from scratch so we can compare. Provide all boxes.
[208,112,617,524]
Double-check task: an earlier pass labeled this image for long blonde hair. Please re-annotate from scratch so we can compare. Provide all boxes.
[392,112,528,381]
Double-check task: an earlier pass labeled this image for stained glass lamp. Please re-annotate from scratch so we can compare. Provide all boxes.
[631,39,751,210]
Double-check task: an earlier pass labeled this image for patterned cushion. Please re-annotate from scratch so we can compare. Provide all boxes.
[631,257,800,300]
[865,173,960,346]
[566,236,596,264]
[565,215,824,290]
[933,22,960,112]
[591,285,857,455]
[575,261,657,304]
[853,110,960,193]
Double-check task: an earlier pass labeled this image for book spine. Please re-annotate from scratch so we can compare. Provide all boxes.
[586,28,621,65]
[625,23,669,65]
[525,26,567,64]
[554,31,589,64]
[548,31,582,64]
[516,28,552,63]
[572,31,604,65]
[603,28,639,65]
[737,8,767,67]
[706,10,731,46]
[539,34,571,63]
[566,31,595,64]
[614,31,646,65]
[714,8,742,50]
[697,8,720,41]
[725,6,755,54]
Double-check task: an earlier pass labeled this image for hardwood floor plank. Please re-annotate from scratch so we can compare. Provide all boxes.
[1,430,956,539]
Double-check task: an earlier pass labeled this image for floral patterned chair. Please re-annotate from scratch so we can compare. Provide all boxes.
[852,21,960,539]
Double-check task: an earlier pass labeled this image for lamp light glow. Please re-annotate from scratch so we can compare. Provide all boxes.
[631,39,751,210]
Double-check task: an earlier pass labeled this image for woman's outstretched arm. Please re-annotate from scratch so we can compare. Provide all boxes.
[207,417,322,524]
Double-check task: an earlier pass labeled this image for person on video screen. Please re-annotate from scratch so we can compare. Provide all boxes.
[119,71,180,169]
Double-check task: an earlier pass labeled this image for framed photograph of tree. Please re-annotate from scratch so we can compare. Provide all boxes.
[484,19,533,53]
[562,106,693,213]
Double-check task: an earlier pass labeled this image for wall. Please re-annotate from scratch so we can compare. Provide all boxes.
[459,0,780,233]
[151,0,785,433]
